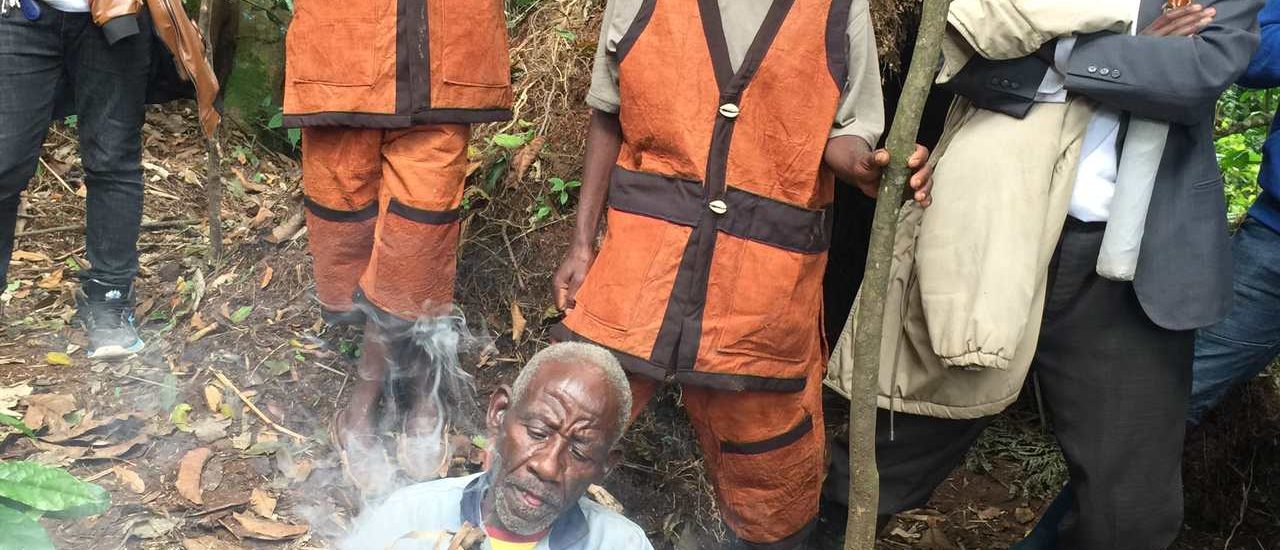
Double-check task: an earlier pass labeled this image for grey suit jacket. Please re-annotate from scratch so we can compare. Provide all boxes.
[947,0,1262,330]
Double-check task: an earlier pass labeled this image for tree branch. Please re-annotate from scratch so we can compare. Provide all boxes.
[844,0,952,548]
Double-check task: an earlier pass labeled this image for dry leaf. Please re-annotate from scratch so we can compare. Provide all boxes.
[187,322,220,343]
[0,383,33,416]
[977,506,1002,520]
[192,416,231,443]
[10,250,51,263]
[259,266,274,289]
[21,393,76,433]
[510,302,527,345]
[203,385,223,413]
[1015,507,1037,524]
[249,488,277,518]
[177,447,213,505]
[36,268,64,290]
[231,512,309,540]
[190,312,209,331]
[131,516,182,539]
[182,536,241,550]
[89,434,148,458]
[44,352,72,366]
[113,466,146,493]
[265,210,305,244]
[507,136,546,184]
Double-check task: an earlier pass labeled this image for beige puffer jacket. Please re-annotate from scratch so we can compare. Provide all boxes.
[826,0,1131,418]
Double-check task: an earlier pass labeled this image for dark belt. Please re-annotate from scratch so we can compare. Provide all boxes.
[608,167,833,254]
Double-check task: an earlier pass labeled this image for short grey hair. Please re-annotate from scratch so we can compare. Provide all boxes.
[510,342,632,444]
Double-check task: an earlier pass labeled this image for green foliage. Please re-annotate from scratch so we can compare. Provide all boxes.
[0,414,35,439]
[0,460,109,549]
[1216,86,1276,223]
[0,505,54,550]
[530,177,582,223]
[0,461,110,514]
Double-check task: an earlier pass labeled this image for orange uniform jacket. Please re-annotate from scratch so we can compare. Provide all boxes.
[556,0,851,392]
[282,0,513,128]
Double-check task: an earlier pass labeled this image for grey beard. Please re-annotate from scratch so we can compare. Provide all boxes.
[488,451,561,536]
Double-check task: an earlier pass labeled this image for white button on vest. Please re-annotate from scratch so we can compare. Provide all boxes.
[718,103,740,119]
[708,200,728,214]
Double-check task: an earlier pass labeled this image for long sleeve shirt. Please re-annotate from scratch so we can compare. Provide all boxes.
[1242,0,1280,232]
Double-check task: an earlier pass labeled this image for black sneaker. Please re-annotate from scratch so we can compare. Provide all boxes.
[76,280,145,360]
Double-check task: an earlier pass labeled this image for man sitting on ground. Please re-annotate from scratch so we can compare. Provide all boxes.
[342,342,653,550]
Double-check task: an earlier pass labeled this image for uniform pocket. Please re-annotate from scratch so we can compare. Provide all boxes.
[286,21,380,86]
[715,415,821,535]
[432,0,510,88]
[717,241,823,363]
[573,212,669,332]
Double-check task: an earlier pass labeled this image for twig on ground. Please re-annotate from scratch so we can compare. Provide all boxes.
[38,157,75,195]
[210,367,308,442]
[1224,449,1257,550]
[15,219,201,238]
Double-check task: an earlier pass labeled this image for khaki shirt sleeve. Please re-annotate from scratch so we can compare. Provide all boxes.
[830,0,885,146]
[586,0,644,113]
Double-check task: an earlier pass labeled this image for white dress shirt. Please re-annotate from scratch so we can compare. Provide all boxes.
[44,0,91,13]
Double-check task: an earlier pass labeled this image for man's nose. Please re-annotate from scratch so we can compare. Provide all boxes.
[527,439,566,482]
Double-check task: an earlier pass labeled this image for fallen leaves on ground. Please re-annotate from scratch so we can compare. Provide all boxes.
[0,383,33,416]
[229,511,308,540]
[249,488,277,518]
[176,447,213,505]
[112,466,146,494]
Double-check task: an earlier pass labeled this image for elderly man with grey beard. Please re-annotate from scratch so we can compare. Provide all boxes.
[341,342,653,550]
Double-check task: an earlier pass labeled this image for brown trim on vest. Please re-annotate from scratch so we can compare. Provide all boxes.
[396,0,431,115]
[609,168,833,254]
[825,0,852,89]
[386,198,462,225]
[304,197,379,222]
[739,519,818,549]
[550,324,806,392]
[651,0,799,383]
[282,109,511,129]
[696,0,734,91]
[719,414,813,454]
[549,324,672,382]
[615,0,658,64]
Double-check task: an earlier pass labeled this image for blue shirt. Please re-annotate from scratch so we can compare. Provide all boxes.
[340,473,654,550]
[1242,0,1280,232]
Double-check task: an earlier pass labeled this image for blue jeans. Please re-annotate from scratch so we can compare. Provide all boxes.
[1014,215,1280,550]
[0,2,151,288]
[1187,216,1280,423]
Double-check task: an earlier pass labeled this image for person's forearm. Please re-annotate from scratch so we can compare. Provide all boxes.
[571,109,622,249]
[1239,23,1280,88]
[1064,16,1261,125]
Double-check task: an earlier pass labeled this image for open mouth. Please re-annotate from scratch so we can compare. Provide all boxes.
[515,486,545,508]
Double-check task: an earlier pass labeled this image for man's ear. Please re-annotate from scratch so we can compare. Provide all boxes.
[487,385,513,433]
[605,447,623,475]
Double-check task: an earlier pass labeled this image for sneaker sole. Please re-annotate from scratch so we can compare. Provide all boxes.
[88,340,145,361]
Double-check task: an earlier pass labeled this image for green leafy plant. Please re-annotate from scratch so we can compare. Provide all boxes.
[0,461,110,550]
[529,177,582,223]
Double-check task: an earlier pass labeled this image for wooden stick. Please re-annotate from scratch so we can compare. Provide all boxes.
[14,218,200,238]
[209,368,307,442]
[844,0,952,548]
[198,0,224,263]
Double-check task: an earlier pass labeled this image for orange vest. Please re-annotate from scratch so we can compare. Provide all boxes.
[557,0,852,392]
[282,0,513,128]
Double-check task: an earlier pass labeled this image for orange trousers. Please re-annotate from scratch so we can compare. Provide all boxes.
[301,125,469,320]
[628,365,826,547]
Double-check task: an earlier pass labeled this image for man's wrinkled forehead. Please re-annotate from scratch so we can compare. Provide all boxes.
[514,362,616,434]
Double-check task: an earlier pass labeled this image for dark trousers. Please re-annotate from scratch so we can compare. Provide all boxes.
[0,3,150,287]
[877,218,1196,550]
